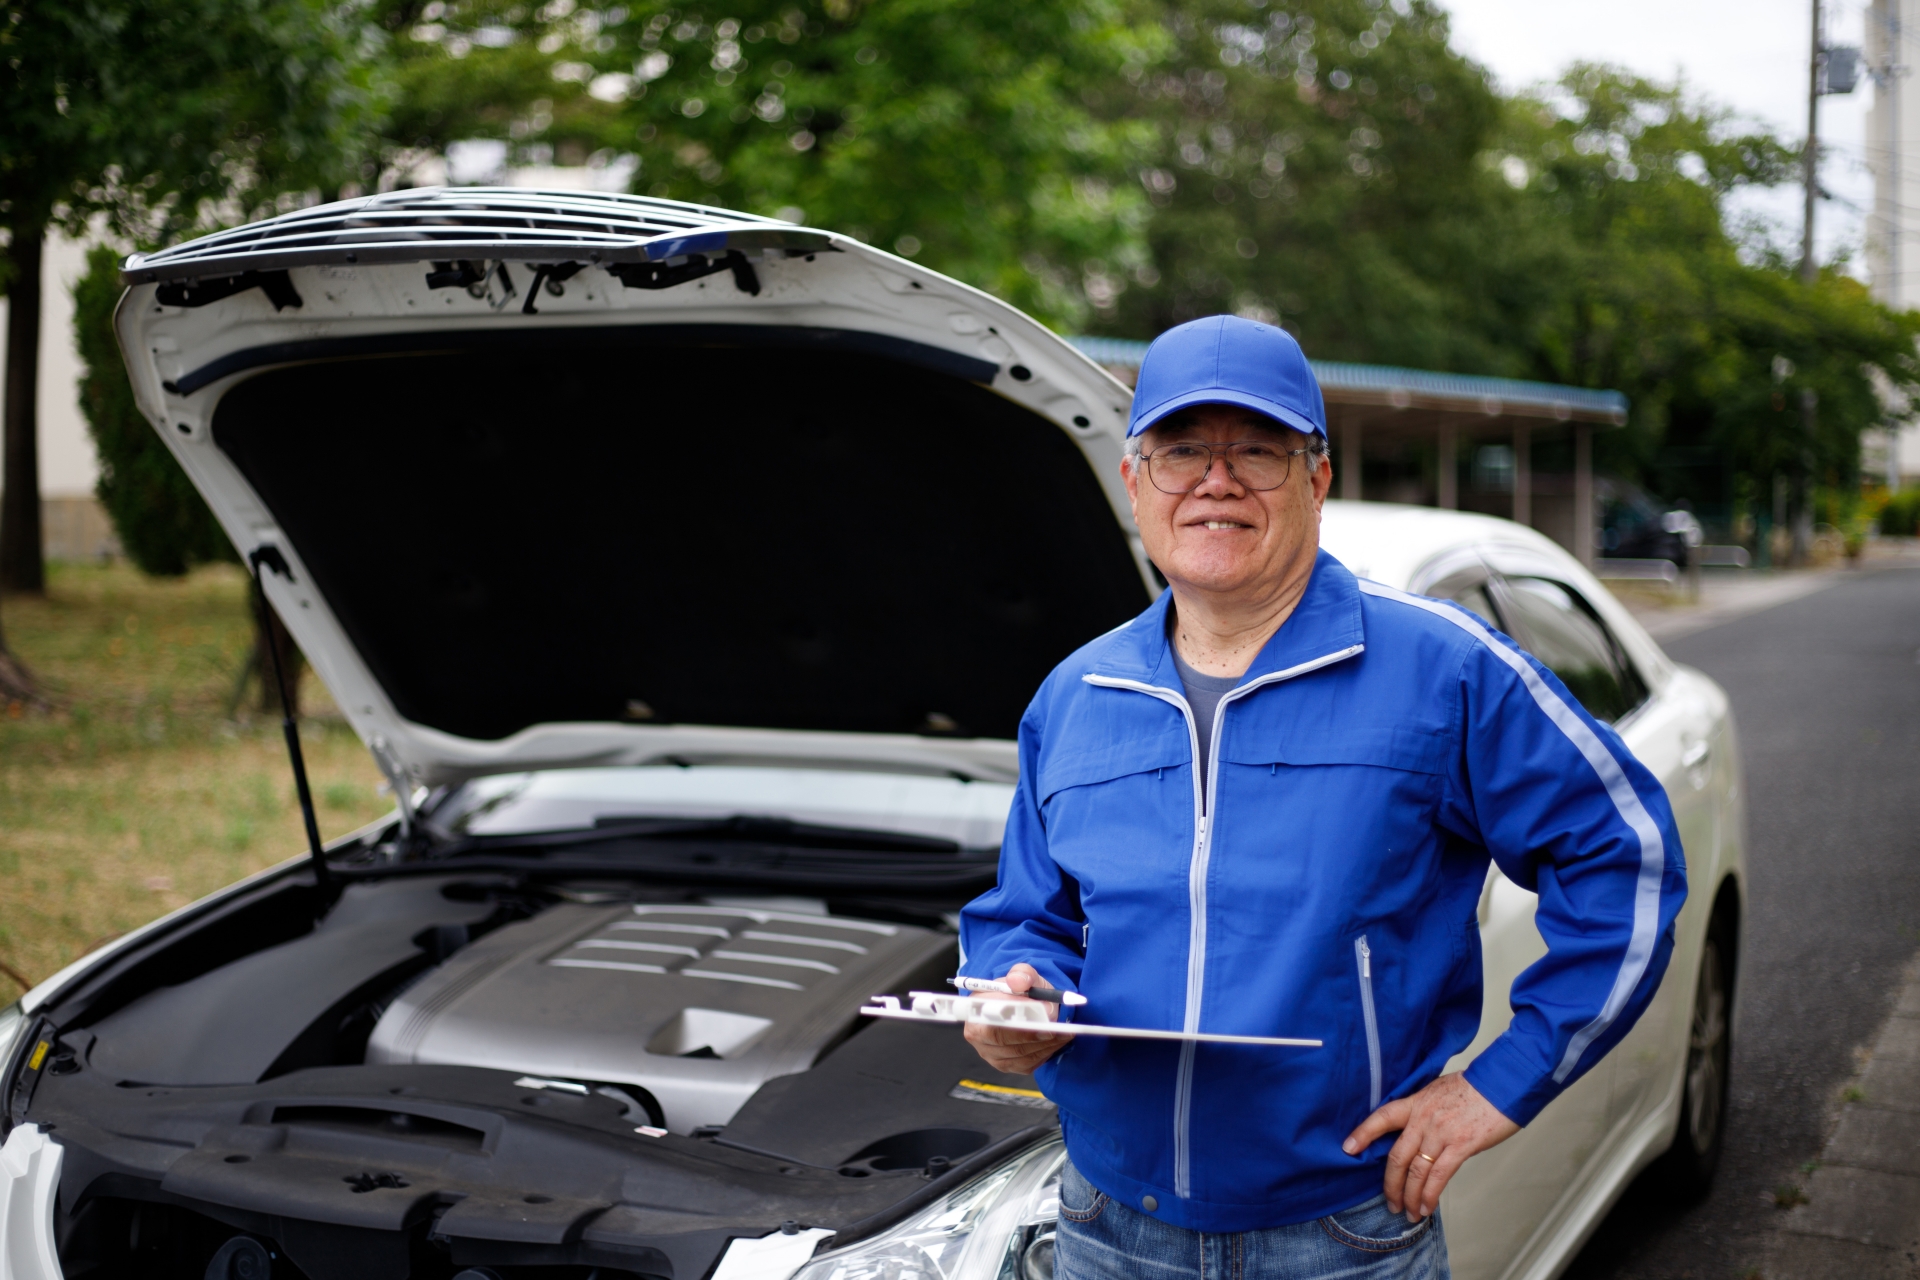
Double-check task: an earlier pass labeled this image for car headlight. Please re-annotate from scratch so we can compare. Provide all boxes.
[796,1135,1064,1280]
[0,1002,30,1073]
[0,1000,33,1116]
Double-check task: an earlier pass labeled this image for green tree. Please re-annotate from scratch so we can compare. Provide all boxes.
[434,0,1169,327]
[1084,23,1915,534]
[1494,67,1918,531]
[348,0,614,182]
[0,0,374,614]
[1085,0,1549,372]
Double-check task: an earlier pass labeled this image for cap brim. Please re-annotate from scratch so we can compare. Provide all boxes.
[1129,389,1326,439]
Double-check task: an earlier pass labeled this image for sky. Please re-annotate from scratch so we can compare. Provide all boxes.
[1439,0,1877,276]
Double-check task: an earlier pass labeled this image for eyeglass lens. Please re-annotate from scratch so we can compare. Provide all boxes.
[1146,442,1298,494]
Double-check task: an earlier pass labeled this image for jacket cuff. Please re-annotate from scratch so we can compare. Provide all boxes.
[1462,1034,1555,1128]
[1027,960,1080,1024]
[956,957,1081,1024]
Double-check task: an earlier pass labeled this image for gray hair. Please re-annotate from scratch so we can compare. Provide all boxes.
[1123,430,1328,474]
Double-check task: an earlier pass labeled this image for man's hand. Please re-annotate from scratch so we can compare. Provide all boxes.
[1342,1072,1520,1223]
[961,964,1073,1075]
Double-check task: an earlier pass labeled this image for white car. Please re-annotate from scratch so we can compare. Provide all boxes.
[0,190,1742,1280]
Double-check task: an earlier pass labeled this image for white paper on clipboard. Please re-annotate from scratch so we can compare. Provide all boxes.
[860,993,1322,1047]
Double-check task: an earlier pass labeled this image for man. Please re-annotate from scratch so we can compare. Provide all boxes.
[958,315,1686,1278]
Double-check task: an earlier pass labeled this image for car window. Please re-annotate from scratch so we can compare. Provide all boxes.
[1495,577,1648,722]
[1423,570,1503,631]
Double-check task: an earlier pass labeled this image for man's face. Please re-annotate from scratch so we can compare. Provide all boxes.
[1121,404,1333,599]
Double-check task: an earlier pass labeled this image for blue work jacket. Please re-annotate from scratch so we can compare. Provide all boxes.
[959,550,1687,1232]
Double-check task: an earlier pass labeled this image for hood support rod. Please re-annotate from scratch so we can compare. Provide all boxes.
[248,545,333,895]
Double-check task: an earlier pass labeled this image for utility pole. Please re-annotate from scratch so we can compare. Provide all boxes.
[1796,0,1824,564]
[1891,2,1903,307]
[1882,0,1905,491]
[1804,0,1823,285]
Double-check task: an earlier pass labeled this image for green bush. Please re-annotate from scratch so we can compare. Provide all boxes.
[1880,489,1920,538]
[73,247,234,575]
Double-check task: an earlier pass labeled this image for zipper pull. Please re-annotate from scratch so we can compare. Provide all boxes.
[1359,938,1371,978]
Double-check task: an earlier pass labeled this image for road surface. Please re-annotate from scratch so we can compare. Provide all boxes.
[1564,563,1920,1278]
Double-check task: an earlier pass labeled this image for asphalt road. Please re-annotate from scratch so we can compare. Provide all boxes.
[1563,563,1920,1280]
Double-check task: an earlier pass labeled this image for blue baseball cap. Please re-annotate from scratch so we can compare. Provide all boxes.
[1127,315,1326,439]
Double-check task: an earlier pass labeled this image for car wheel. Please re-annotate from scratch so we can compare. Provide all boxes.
[1651,930,1732,1201]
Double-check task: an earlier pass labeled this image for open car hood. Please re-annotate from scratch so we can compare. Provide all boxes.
[116,189,1153,788]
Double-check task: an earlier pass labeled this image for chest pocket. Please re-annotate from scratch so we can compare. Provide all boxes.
[1220,723,1451,776]
[1213,722,1453,908]
[1035,724,1197,898]
[1220,722,1450,852]
[1036,724,1193,805]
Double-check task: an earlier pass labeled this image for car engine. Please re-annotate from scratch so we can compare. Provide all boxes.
[8,874,1053,1280]
[366,901,956,1132]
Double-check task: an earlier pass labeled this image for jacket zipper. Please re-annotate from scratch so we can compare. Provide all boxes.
[1355,935,1382,1111]
[1084,641,1363,1201]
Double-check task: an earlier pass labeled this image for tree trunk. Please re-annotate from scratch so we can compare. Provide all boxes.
[0,594,41,707]
[2,226,47,594]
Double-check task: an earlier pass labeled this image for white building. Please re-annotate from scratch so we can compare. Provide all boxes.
[0,230,120,560]
[1865,0,1920,487]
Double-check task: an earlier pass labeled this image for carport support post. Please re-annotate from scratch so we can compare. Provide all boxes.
[1512,425,1531,528]
[1436,423,1457,509]
[1341,417,1363,502]
[1574,423,1594,569]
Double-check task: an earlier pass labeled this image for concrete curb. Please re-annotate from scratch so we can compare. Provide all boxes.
[1763,955,1920,1278]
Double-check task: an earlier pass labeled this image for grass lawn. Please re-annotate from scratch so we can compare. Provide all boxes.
[0,561,393,997]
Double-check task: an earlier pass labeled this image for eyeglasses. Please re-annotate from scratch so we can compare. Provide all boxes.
[1138,440,1319,495]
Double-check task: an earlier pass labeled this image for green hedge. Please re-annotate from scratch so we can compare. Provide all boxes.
[1880,489,1920,538]
[73,246,234,576]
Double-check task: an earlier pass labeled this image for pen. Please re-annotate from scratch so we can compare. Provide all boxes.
[948,976,1088,1006]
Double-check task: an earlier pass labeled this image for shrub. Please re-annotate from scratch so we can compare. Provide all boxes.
[1879,489,1920,538]
[72,246,234,576]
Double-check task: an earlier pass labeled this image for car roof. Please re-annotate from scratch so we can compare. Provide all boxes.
[1318,499,1675,690]
[1318,499,1569,591]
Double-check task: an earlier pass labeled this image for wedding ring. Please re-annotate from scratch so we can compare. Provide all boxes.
[1416,1152,1437,1163]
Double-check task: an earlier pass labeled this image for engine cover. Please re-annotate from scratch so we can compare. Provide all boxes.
[367,902,953,1132]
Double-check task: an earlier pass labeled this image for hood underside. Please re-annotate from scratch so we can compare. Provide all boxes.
[115,189,1151,786]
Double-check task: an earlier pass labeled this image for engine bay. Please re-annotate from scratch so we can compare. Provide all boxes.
[5,866,1055,1280]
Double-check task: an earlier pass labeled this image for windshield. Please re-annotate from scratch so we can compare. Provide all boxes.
[429,765,1016,851]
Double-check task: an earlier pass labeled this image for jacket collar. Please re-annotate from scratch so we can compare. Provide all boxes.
[1092,548,1366,690]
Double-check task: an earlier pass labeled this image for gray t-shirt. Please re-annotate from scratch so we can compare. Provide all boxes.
[1170,643,1241,808]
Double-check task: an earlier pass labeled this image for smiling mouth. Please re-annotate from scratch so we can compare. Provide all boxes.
[1203,521,1250,530]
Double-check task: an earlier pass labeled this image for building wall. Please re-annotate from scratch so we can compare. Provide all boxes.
[0,229,120,559]
[1866,0,1920,483]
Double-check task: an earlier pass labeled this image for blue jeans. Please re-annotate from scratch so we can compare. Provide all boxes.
[1055,1160,1450,1280]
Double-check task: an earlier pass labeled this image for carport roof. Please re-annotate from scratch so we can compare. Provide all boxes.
[1067,336,1627,426]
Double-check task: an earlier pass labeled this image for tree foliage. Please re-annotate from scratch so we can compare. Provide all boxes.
[1,0,377,687]
[1490,68,1919,511]
[1072,20,1917,519]
[393,0,1164,325]
[1085,0,1542,373]
[0,0,377,242]
[32,0,1920,583]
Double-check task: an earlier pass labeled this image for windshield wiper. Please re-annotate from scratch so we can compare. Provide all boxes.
[434,814,969,859]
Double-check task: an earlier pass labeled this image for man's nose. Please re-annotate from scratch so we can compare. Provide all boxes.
[1191,453,1245,498]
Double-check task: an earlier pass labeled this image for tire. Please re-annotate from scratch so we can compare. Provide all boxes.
[1650,929,1733,1201]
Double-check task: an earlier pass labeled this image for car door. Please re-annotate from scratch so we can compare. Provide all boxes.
[1413,559,1618,1280]
[1487,570,1716,1142]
